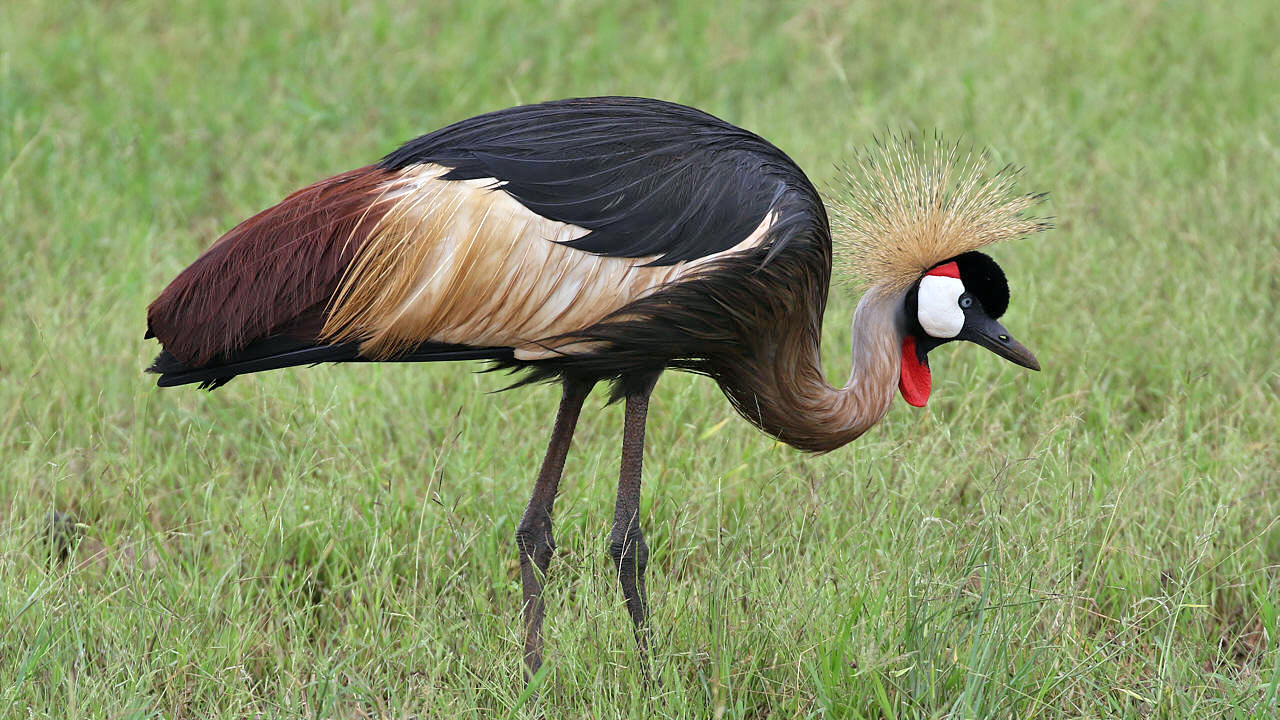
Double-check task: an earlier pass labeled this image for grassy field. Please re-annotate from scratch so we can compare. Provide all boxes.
[2,1,1278,717]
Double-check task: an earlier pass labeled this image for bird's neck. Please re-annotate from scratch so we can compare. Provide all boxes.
[827,286,905,446]
[718,285,903,453]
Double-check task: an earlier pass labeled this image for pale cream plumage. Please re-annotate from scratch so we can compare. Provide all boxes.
[321,164,775,360]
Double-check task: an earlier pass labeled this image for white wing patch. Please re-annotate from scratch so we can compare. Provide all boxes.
[322,163,776,360]
[916,275,966,338]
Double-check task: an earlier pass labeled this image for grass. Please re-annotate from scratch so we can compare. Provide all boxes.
[2,0,1278,717]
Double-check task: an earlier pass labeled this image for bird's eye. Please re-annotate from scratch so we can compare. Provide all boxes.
[959,296,973,309]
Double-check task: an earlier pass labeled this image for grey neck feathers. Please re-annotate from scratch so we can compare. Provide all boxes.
[718,285,904,453]
[801,286,902,451]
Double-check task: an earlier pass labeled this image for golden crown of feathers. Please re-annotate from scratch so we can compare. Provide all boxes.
[830,134,1050,292]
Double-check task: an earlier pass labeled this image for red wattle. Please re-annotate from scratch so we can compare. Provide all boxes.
[899,336,931,407]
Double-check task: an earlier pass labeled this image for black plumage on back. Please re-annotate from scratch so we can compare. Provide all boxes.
[379,96,815,265]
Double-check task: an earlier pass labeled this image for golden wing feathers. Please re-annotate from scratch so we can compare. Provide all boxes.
[321,163,774,360]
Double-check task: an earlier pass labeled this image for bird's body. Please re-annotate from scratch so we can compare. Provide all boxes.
[147,96,1045,680]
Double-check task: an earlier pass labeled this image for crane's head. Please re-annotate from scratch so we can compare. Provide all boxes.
[830,133,1050,407]
[897,251,1039,407]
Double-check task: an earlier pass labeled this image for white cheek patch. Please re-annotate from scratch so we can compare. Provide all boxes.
[917,275,966,338]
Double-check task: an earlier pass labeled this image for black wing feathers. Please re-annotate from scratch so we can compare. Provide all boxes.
[150,337,512,389]
[379,97,815,266]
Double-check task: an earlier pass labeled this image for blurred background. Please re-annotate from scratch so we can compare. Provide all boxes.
[2,1,1277,717]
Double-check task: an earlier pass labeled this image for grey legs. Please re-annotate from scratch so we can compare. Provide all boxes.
[515,371,661,682]
[516,378,592,681]
[608,373,660,659]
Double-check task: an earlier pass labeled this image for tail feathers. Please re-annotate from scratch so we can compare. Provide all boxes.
[148,336,513,389]
[146,165,392,368]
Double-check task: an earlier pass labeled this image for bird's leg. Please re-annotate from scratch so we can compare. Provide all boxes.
[609,372,660,665]
[516,376,593,682]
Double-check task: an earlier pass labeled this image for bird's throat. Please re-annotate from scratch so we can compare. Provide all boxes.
[899,336,931,407]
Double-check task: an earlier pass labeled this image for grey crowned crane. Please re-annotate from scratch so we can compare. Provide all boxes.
[146,96,1046,680]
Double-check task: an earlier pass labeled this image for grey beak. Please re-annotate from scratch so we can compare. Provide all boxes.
[960,314,1041,371]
